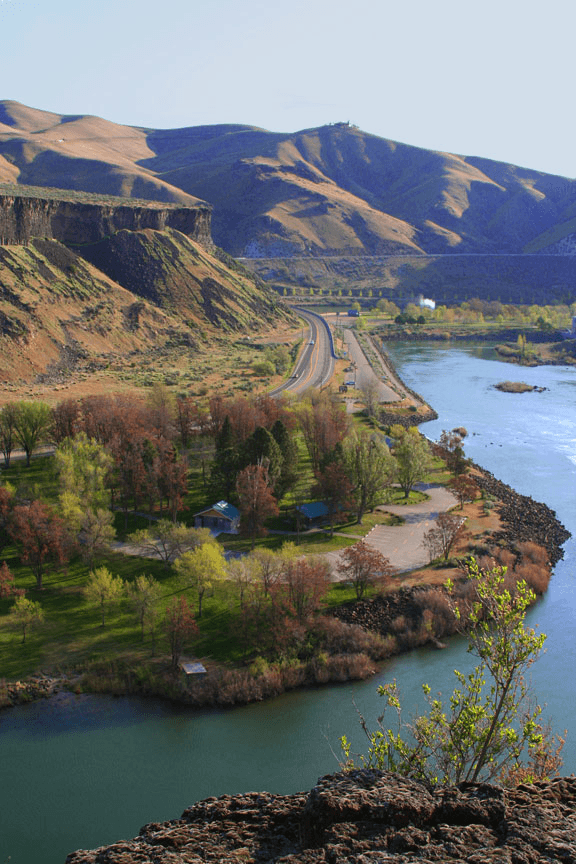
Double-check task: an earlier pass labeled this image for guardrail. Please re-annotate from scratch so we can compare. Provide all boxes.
[292,306,338,359]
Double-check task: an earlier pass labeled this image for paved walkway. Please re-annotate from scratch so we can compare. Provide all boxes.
[327,483,458,576]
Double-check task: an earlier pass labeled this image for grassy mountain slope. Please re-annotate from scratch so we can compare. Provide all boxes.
[2,102,576,260]
[0,226,290,385]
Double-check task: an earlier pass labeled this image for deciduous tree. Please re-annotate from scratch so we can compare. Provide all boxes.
[236,464,279,549]
[313,463,353,537]
[9,501,70,590]
[449,474,479,510]
[10,595,44,643]
[126,574,162,644]
[337,541,395,599]
[0,402,19,467]
[129,521,211,568]
[174,541,227,617]
[341,560,563,786]
[0,562,24,599]
[13,401,52,466]
[393,428,433,499]
[344,430,397,524]
[164,596,198,669]
[423,512,465,561]
[84,566,124,627]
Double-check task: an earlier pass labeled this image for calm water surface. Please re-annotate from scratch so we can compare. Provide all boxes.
[1,343,575,864]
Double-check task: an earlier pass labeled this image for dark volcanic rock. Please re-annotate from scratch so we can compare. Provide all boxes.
[0,194,212,247]
[65,770,576,863]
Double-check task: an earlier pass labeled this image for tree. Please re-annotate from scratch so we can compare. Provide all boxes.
[174,541,227,617]
[13,401,52,466]
[126,574,162,644]
[359,379,381,420]
[55,433,115,560]
[80,508,116,567]
[0,561,24,599]
[9,501,70,590]
[236,463,279,549]
[129,521,209,568]
[337,541,395,599]
[449,474,479,510]
[270,419,299,499]
[341,560,562,786]
[164,596,198,669]
[84,566,124,627]
[423,511,465,562]
[55,432,113,518]
[242,426,283,490]
[313,462,353,537]
[271,556,330,625]
[10,595,44,643]
[228,556,260,609]
[344,431,397,524]
[438,429,468,476]
[0,402,19,467]
[393,428,433,499]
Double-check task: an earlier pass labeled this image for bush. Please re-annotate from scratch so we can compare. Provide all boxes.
[341,559,563,787]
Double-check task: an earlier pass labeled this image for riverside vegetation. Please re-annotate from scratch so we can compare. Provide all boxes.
[0,380,567,714]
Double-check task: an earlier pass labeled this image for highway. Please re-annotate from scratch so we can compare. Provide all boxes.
[269,308,335,397]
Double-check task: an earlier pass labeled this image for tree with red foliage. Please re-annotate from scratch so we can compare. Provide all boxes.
[236,464,279,549]
[298,391,350,472]
[9,501,70,590]
[0,561,24,599]
[313,462,354,537]
[51,399,82,445]
[272,556,330,624]
[423,511,465,562]
[338,541,395,599]
[449,474,479,510]
[163,596,198,669]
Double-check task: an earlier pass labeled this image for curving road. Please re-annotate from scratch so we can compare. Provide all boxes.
[270,308,335,396]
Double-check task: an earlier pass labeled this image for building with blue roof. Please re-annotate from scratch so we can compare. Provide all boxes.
[193,500,240,534]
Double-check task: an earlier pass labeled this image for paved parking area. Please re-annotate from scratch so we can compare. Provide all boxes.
[327,484,458,576]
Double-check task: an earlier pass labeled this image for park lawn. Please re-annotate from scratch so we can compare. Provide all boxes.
[2,454,59,505]
[0,548,181,679]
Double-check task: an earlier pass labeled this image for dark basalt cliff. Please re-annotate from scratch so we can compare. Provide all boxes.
[66,770,576,863]
[0,194,212,248]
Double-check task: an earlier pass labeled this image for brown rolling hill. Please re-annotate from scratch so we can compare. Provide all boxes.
[2,101,576,260]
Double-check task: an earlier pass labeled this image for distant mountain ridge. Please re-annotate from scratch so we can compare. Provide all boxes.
[2,101,576,260]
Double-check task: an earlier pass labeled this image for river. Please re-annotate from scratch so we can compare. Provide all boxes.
[1,343,574,864]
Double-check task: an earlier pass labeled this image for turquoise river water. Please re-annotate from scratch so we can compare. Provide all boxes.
[0,343,574,864]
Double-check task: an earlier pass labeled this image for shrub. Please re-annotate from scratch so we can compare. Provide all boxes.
[341,559,562,787]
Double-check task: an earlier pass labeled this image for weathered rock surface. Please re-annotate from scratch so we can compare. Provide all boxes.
[65,770,576,863]
[473,468,571,566]
[0,194,212,247]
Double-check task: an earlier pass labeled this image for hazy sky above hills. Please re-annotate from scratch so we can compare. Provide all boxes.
[1,0,574,178]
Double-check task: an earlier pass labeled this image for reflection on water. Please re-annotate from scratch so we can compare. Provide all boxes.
[1,344,575,864]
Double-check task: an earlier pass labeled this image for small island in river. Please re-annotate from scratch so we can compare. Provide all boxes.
[494,381,547,393]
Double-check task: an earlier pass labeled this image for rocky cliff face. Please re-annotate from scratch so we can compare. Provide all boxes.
[0,194,212,248]
[65,770,576,863]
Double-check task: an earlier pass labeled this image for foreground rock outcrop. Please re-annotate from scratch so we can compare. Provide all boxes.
[66,770,576,863]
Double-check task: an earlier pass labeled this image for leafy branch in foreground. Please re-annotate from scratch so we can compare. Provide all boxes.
[341,558,565,786]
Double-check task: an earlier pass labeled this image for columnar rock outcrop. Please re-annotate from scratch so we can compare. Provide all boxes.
[65,770,576,862]
[0,194,212,247]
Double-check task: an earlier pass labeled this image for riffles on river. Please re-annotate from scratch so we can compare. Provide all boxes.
[1,343,575,864]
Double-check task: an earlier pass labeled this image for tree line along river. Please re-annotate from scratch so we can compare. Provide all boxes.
[1,341,575,864]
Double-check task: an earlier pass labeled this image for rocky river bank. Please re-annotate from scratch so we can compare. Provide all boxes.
[65,769,576,863]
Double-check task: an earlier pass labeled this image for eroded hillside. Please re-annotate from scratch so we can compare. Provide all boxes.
[2,102,576,261]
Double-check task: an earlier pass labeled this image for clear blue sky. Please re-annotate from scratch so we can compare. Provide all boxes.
[1,0,574,178]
